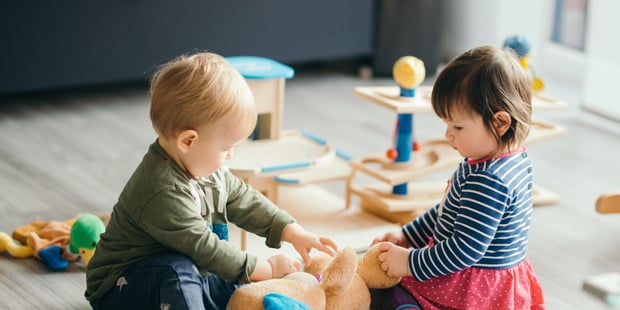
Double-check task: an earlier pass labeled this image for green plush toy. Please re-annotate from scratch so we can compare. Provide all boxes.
[69,213,105,266]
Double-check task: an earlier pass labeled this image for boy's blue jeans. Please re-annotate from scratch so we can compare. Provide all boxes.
[370,285,421,310]
[89,252,239,310]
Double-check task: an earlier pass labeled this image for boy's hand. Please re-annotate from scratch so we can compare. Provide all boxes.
[282,223,338,266]
[267,254,302,279]
[377,242,412,278]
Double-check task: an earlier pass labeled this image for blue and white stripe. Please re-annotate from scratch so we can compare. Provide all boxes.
[403,151,533,281]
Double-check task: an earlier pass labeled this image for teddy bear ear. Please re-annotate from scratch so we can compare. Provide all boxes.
[358,242,401,288]
[320,247,357,291]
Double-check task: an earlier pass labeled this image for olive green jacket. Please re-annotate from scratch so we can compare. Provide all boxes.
[85,141,294,300]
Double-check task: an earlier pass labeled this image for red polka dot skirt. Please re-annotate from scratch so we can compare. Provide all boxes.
[399,258,546,309]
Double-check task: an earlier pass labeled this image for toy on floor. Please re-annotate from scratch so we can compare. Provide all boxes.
[583,272,620,307]
[227,242,401,310]
[503,34,545,93]
[589,191,620,304]
[27,219,76,270]
[582,193,620,306]
[68,213,106,266]
[0,232,34,258]
[0,213,106,270]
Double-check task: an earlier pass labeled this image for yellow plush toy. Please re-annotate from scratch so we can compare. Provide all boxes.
[0,232,34,258]
[227,242,400,310]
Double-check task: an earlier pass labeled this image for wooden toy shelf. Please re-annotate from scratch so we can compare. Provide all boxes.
[347,86,568,224]
[226,57,353,204]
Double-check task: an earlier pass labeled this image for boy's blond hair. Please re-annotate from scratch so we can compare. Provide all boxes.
[431,45,532,151]
[149,52,256,140]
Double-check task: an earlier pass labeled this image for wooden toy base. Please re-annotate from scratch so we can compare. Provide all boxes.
[350,181,445,225]
[229,185,400,257]
[527,119,567,144]
[349,139,462,186]
[532,185,561,206]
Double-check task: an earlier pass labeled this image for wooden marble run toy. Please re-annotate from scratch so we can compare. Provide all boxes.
[347,55,568,224]
[347,56,461,223]
[387,56,426,195]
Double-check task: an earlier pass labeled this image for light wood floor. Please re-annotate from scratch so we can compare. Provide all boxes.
[0,64,619,309]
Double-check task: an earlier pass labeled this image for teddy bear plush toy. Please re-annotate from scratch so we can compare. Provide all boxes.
[226,242,401,310]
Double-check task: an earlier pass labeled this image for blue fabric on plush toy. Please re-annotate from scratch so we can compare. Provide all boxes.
[38,245,69,270]
[263,293,310,310]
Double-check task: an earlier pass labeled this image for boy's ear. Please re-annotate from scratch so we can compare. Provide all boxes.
[493,111,512,136]
[176,129,198,153]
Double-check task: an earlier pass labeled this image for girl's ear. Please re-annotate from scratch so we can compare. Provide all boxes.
[176,129,198,154]
[493,111,512,136]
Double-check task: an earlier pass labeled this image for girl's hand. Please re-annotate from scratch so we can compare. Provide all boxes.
[377,242,412,278]
[282,222,338,266]
[267,253,302,279]
[372,229,408,248]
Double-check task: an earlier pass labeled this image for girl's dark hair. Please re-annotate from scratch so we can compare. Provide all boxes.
[431,45,533,150]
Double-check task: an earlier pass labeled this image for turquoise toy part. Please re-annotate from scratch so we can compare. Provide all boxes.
[503,34,533,58]
[226,56,294,80]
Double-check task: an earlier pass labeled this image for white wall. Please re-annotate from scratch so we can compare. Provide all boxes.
[440,0,620,122]
[439,0,587,82]
[440,0,548,61]
[536,0,587,84]
[581,0,620,120]
[440,0,620,115]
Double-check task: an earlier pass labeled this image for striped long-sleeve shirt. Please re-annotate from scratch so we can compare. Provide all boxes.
[403,148,533,282]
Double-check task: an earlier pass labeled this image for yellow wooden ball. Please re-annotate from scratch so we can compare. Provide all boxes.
[392,56,426,89]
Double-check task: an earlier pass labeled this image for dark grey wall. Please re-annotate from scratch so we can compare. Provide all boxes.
[0,1,373,94]
[373,0,444,77]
